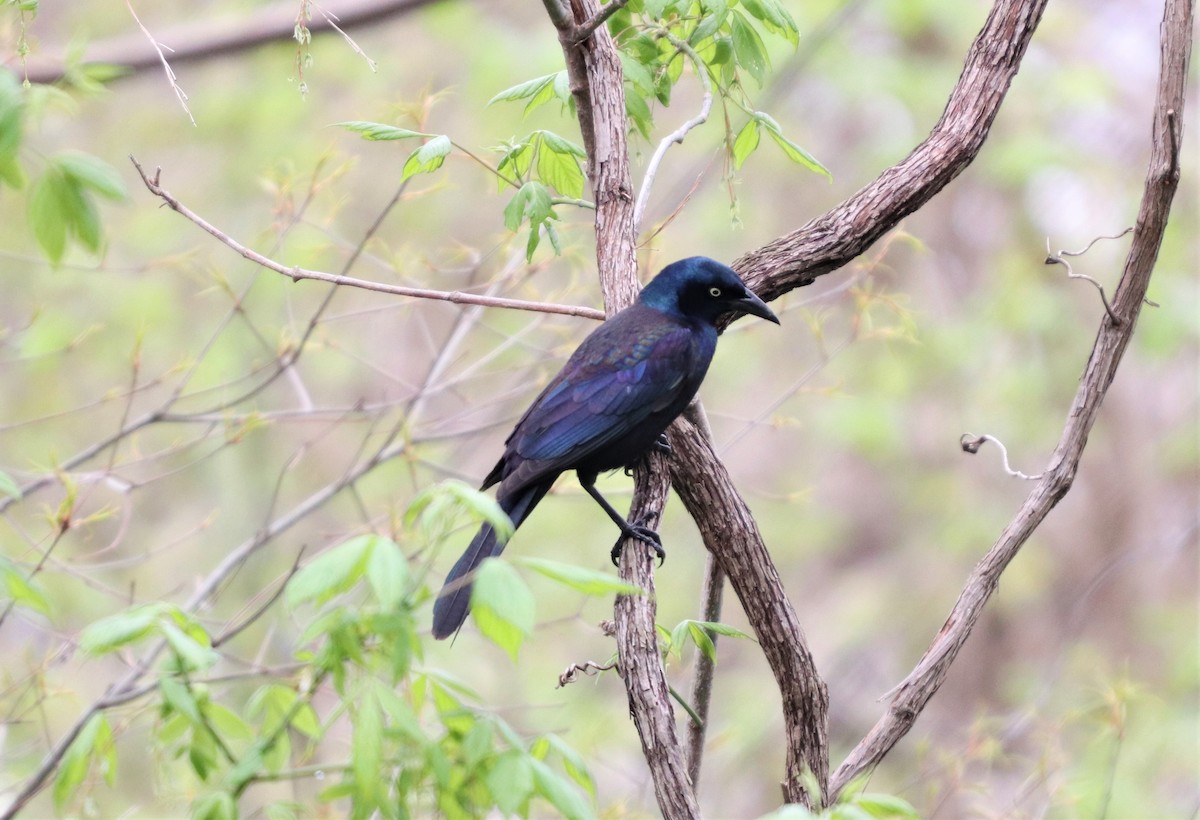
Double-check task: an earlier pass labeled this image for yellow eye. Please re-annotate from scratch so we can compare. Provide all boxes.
[709,287,722,297]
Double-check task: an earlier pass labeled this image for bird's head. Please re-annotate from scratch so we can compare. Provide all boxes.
[639,257,780,327]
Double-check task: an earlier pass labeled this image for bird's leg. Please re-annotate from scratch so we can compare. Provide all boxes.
[577,475,665,566]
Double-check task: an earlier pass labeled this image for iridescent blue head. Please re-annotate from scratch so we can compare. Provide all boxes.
[638,256,780,327]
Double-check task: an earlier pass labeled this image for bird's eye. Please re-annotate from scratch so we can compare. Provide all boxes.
[709,287,722,298]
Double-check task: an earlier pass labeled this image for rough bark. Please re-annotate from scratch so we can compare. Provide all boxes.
[546,1,700,816]
[829,0,1192,796]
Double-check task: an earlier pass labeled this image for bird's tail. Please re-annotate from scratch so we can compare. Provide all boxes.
[431,482,550,640]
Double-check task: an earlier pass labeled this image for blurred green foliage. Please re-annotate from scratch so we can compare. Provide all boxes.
[0,0,1195,817]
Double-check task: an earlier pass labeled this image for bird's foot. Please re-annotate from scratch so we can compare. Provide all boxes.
[651,433,672,455]
[610,525,665,566]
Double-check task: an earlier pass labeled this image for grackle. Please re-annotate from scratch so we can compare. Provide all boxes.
[431,257,778,639]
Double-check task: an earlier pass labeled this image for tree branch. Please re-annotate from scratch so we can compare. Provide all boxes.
[829,0,1192,798]
[548,0,699,815]
[730,0,1052,303]
[13,0,443,85]
[129,157,605,321]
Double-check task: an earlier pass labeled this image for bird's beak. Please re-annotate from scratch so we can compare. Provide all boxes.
[732,289,780,324]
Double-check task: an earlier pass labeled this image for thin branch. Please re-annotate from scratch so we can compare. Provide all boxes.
[633,35,713,232]
[829,0,1191,796]
[124,0,196,125]
[17,0,443,85]
[573,0,630,44]
[129,157,605,321]
[959,433,1043,481]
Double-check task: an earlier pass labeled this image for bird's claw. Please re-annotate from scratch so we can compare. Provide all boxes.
[610,525,665,566]
[651,433,672,455]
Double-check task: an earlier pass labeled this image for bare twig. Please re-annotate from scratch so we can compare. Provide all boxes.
[557,658,618,687]
[829,0,1191,796]
[633,35,713,232]
[17,0,441,85]
[959,433,1043,481]
[124,0,196,126]
[129,157,605,321]
[573,0,630,45]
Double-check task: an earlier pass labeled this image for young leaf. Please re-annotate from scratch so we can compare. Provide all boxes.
[741,0,799,45]
[470,558,534,661]
[401,134,452,182]
[352,686,385,809]
[518,557,644,597]
[191,791,237,820]
[530,758,595,820]
[486,751,534,816]
[535,132,585,199]
[754,112,831,178]
[487,72,558,106]
[54,151,127,200]
[406,479,514,542]
[366,536,408,610]
[0,470,20,499]
[336,120,432,141]
[732,118,761,169]
[27,168,71,263]
[730,10,769,85]
[2,563,50,615]
[80,604,163,654]
[52,714,109,812]
[0,71,24,188]
[160,619,219,672]
[285,534,376,607]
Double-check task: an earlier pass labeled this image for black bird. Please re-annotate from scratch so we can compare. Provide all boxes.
[431,257,778,639]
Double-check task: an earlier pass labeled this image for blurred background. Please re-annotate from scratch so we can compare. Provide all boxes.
[0,0,1196,816]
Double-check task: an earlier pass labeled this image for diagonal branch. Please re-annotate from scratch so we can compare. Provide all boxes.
[829,0,1192,798]
[130,157,605,321]
[730,0,1052,303]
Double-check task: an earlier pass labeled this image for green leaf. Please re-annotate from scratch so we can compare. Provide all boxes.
[754,112,831,178]
[191,791,237,820]
[530,758,594,820]
[690,7,728,45]
[488,73,558,106]
[471,559,534,661]
[160,619,219,672]
[617,51,656,96]
[80,604,163,654]
[624,89,653,138]
[730,10,769,85]
[487,751,534,815]
[731,118,761,169]
[406,480,514,542]
[0,470,21,499]
[27,168,71,263]
[53,713,108,812]
[401,134,452,182]
[535,132,585,199]
[688,621,717,661]
[286,534,376,607]
[0,70,24,187]
[851,792,921,818]
[542,734,595,796]
[1,563,50,615]
[741,0,799,45]
[160,675,203,724]
[336,120,432,141]
[691,619,753,640]
[55,151,126,200]
[518,557,644,597]
[206,702,254,742]
[352,686,384,808]
[366,536,408,610]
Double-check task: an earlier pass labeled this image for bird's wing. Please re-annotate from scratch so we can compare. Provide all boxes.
[508,317,696,465]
